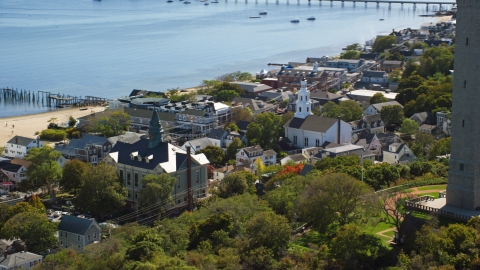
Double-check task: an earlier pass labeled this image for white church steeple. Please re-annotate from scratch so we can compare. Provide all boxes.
[294,76,313,119]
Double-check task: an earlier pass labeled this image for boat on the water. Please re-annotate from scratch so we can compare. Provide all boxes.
[379,18,385,21]
[291,18,300,23]
[211,1,219,3]
[250,16,261,18]
[307,16,315,20]
[259,10,267,15]
[167,0,173,2]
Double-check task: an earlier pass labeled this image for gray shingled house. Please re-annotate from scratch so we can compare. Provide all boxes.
[57,215,101,252]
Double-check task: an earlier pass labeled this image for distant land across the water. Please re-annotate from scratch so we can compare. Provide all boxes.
[0,0,453,118]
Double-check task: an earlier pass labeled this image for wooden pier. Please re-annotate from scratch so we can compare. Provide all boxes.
[0,87,109,108]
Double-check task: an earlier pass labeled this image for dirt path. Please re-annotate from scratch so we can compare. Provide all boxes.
[376,227,396,241]
[408,186,446,195]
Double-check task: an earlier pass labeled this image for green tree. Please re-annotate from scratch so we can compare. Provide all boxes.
[74,163,127,218]
[139,174,176,210]
[380,105,405,126]
[68,116,77,128]
[380,191,416,237]
[246,112,283,150]
[372,36,397,53]
[388,68,403,82]
[399,118,419,135]
[24,146,62,201]
[428,137,451,160]
[281,111,294,125]
[224,123,239,132]
[28,194,46,213]
[254,157,265,178]
[226,138,244,161]
[0,212,57,252]
[217,171,256,198]
[231,107,253,123]
[369,93,389,104]
[403,58,419,77]
[196,146,225,166]
[345,43,361,51]
[87,110,131,137]
[213,81,244,94]
[246,212,291,254]
[321,100,363,122]
[60,159,88,196]
[216,90,239,102]
[341,50,360,59]
[412,131,435,158]
[298,173,377,232]
[330,224,384,269]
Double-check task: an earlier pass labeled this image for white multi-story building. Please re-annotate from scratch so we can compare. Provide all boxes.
[283,77,352,148]
[236,145,277,167]
[3,136,43,159]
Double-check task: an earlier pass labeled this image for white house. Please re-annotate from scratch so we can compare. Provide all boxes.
[181,138,213,154]
[363,101,403,116]
[3,136,43,159]
[0,159,29,191]
[283,77,352,148]
[382,142,415,164]
[236,145,277,167]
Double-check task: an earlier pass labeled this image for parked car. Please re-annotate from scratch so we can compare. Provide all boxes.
[53,211,62,217]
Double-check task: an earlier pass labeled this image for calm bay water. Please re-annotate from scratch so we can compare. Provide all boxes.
[0,0,452,117]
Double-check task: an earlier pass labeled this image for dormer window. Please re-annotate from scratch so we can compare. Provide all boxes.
[131,151,138,160]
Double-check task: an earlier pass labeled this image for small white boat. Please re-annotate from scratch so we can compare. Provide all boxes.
[250,16,260,18]
[307,16,315,20]
[259,10,267,15]
[291,18,300,23]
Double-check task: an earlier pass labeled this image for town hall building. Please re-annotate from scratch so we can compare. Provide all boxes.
[283,77,352,149]
[104,108,210,209]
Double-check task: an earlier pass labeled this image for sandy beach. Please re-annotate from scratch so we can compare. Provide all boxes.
[0,107,105,147]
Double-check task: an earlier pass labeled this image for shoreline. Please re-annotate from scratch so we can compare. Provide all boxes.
[0,106,106,147]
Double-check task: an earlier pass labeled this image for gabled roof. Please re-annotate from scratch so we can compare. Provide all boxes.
[236,121,251,131]
[241,145,264,158]
[362,71,386,78]
[108,132,144,146]
[0,252,42,268]
[186,138,213,149]
[370,101,403,111]
[6,136,36,146]
[263,149,277,156]
[287,153,307,162]
[410,112,435,125]
[57,215,99,235]
[310,90,343,100]
[284,116,338,133]
[0,162,23,173]
[55,134,108,156]
[207,128,227,140]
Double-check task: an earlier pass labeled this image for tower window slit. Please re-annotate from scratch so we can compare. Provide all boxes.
[464,80,466,88]
[466,38,469,46]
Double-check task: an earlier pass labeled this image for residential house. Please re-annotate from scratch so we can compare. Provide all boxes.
[361,71,389,86]
[3,136,43,159]
[231,97,275,115]
[379,60,404,72]
[57,215,101,252]
[309,90,343,106]
[0,159,30,191]
[0,252,43,270]
[261,77,278,88]
[212,165,250,181]
[352,131,383,158]
[224,130,248,148]
[181,138,213,154]
[236,121,251,136]
[236,145,276,167]
[207,129,228,148]
[258,89,295,104]
[280,153,308,165]
[363,101,403,116]
[104,110,210,208]
[350,114,384,135]
[410,111,446,138]
[54,134,112,165]
[284,78,352,148]
[275,63,347,92]
[232,82,272,95]
[382,142,415,164]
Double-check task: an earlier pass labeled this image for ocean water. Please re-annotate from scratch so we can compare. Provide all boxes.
[0,0,453,117]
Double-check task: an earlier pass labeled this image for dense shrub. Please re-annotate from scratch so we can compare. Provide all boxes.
[40,129,67,141]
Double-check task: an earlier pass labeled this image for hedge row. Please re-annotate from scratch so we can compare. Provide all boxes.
[40,129,67,141]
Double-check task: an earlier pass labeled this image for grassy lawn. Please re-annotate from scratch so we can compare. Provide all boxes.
[416,185,447,191]
[410,211,463,227]
[384,230,396,237]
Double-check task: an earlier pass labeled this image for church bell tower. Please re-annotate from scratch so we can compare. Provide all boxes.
[294,76,313,119]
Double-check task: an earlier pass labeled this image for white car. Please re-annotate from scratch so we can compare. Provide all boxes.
[53,211,62,217]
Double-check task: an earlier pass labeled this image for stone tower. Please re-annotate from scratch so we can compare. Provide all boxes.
[294,76,313,119]
[446,0,480,210]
